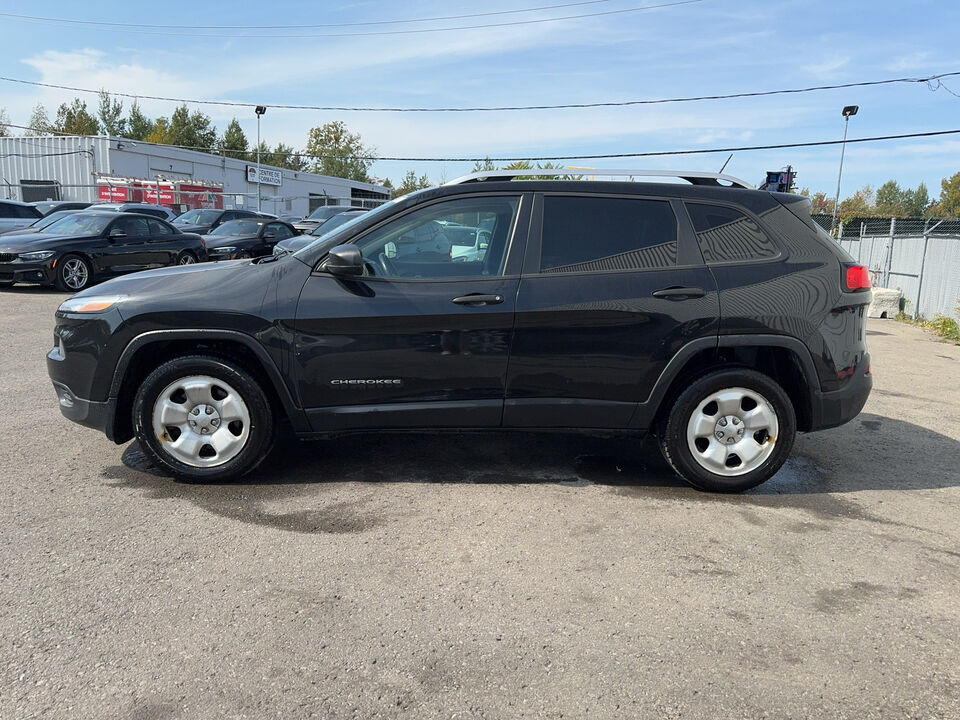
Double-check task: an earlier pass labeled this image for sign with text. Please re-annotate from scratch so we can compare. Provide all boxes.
[246,165,282,187]
[98,186,128,202]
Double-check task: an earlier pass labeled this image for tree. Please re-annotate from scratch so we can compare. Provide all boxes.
[472,157,497,172]
[144,117,173,145]
[392,170,431,197]
[53,99,100,135]
[0,108,9,137]
[902,183,929,217]
[126,100,154,140]
[97,90,125,136]
[167,104,217,150]
[938,172,960,218]
[837,185,875,221]
[271,142,307,171]
[304,121,375,182]
[26,103,51,135]
[874,180,904,216]
[218,118,248,159]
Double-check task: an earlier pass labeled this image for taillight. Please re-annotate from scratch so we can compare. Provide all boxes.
[844,264,871,291]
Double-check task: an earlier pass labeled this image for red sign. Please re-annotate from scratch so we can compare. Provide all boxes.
[141,186,176,204]
[98,186,128,202]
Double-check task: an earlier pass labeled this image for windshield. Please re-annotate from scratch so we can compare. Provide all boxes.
[211,220,264,236]
[309,212,365,236]
[175,209,221,225]
[306,205,353,221]
[35,211,75,230]
[294,200,400,257]
[43,214,113,236]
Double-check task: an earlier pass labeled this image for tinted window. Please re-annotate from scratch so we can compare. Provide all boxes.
[212,220,263,236]
[174,209,221,225]
[266,223,293,239]
[43,214,113,235]
[540,196,677,273]
[147,218,173,235]
[113,216,150,237]
[686,203,778,263]
[352,196,520,279]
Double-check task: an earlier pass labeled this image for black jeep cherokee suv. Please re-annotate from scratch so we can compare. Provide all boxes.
[46,171,872,492]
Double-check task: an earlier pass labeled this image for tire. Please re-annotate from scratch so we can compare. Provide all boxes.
[659,368,796,492]
[55,254,92,292]
[176,251,197,265]
[132,355,275,481]
[235,250,252,259]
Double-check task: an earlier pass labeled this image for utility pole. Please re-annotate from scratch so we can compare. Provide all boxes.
[255,105,266,212]
[831,105,859,236]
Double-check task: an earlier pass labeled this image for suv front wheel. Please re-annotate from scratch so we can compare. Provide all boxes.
[133,355,275,481]
[659,368,796,492]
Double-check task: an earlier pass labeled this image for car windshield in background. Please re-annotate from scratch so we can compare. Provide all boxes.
[309,212,365,236]
[294,202,400,257]
[211,220,263,236]
[306,206,352,221]
[175,209,221,225]
[42,214,112,236]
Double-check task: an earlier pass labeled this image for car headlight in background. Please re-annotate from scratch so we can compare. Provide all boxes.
[18,250,57,261]
[210,246,236,253]
[58,295,125,313]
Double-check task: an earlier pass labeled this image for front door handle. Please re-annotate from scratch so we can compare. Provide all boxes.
[452,294,504,306]
[652,286,706,299]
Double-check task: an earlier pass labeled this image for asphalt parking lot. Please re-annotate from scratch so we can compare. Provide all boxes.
[2,286,958,720]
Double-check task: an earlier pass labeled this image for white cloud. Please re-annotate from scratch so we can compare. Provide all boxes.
[801,55,850,79]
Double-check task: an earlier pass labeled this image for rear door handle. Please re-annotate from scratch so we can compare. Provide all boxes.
[652,286,705,299]
[452,294,504,306]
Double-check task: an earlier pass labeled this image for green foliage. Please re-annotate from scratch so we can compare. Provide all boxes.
[391,170,431,197]
[305,121,376,182]
[218,118,248,159]
[144,117,172,145]
[938,172,960,218]
[874,180,931,217]
[837,185,874,220]
[167,104,217,149]
[261,142,307,171]
[471,157,497,172]
[54,99,100,135]
[26,103,51,135]
[125,100,154,141]
[97,90,125,136]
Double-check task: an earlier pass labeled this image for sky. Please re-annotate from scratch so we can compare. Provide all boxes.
[0,0,958,198]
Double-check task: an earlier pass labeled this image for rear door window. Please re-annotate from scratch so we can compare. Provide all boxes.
[686,203,778,263]
[539,196,677,273]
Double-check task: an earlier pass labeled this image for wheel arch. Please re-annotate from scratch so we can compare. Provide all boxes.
[109,330,307,443]
[632,335,818,433]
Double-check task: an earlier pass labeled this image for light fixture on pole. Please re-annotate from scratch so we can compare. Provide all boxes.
[255,105,267,212]
[831,105,859,236]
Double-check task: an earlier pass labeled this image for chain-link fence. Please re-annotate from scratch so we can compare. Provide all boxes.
[816,215,960,320]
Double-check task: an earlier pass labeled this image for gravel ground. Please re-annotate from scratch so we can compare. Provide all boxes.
[1,286,958,719]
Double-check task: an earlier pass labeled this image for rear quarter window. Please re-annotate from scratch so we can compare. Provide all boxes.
[540,196,677,273]
[686,203,778,263]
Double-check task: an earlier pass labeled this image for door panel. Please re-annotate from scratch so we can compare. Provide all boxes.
[101,216,154,274]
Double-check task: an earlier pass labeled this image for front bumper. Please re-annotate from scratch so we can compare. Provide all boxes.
[0,260,56,285]
[50,380,116,438]
[809,352,872,431]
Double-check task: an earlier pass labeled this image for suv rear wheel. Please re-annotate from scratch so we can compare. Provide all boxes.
[132,355,274,481]
[659,368,795,492]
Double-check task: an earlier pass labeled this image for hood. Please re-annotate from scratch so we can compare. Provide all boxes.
[0,233,98,252]
[172,223,210,234]
[202,233,258,248]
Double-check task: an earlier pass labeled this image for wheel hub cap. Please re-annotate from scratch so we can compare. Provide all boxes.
[187,404,221,435]
[714,415,745,444]
[686,386,779,477]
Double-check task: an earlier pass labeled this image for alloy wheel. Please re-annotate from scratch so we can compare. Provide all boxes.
[62,258,89,290]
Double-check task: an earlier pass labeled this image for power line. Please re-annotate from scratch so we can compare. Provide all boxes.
[2,71,958,114]
[0,1,609,30]
[0,0,707,38]
[2,122,958,162]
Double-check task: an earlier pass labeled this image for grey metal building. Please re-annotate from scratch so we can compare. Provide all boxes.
[0,135,388,216]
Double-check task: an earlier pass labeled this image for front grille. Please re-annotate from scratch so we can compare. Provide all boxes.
[0,253,17,263]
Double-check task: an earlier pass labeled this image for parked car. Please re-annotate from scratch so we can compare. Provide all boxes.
[0,199,43,233]
[202,219,298,260]
[31,201,93,216]
[293,204,362,233]
[0,209,81,236]
[87,203,180,222]
[0,211,206,291]
[276,214,304,224]
[172,208,264,235]
[273,210,368,256]
[46,170,873,491]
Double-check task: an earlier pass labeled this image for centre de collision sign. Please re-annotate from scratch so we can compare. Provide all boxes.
[246,165,282,187]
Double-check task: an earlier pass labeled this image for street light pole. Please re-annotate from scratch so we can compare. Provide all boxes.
[255,105,266,212]
[831,105,859,236]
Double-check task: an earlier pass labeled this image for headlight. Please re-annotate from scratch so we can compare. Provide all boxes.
[211,246,236,253]
[58,295,125,313]
[19,250,56,261]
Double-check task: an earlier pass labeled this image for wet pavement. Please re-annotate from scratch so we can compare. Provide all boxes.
[2,286,958,719]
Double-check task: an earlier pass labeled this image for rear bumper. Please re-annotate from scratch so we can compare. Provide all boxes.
[809,353,872,431]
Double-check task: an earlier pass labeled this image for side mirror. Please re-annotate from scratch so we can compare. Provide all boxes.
[108,228,126,240]
[323,244,364,276]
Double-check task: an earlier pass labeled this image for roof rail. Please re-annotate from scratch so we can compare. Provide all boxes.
[444,169,754,189]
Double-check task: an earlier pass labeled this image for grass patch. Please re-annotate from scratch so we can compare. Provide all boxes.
[897,308,960,344]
